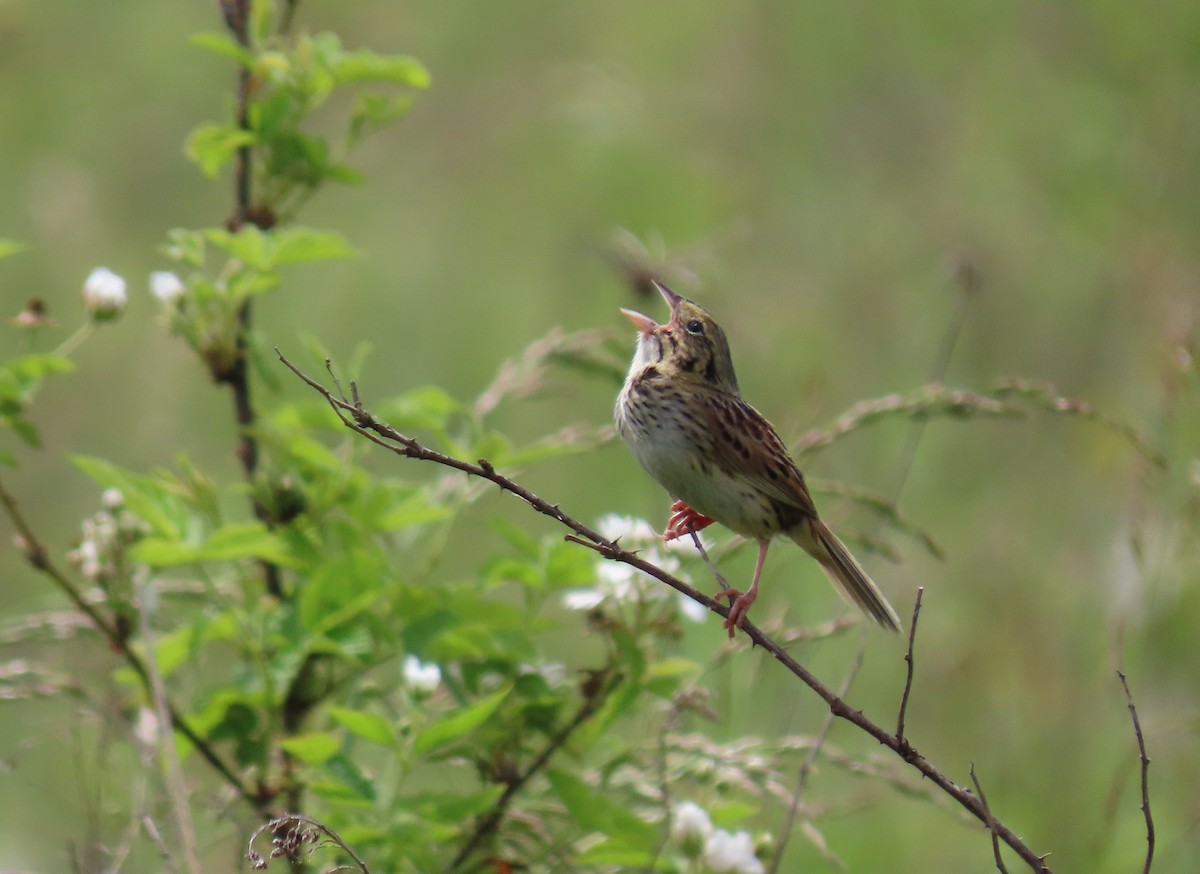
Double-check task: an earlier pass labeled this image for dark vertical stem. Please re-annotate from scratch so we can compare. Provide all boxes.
[217,0,283,600]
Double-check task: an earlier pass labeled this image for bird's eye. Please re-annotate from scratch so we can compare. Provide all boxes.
[685,319,705,335]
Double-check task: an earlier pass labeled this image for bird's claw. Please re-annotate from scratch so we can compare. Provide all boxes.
[714,587,756,639]
[663,500,715,542]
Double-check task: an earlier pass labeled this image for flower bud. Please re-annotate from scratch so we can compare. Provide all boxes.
[82,267,127,322]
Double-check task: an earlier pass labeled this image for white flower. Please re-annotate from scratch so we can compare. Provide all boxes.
[71,538,102,579]
[132,707,160,751]
[82,267,127,321]
[403,655,441,693]
[563,589,604,611]
[101,488,124,509]
[149,271,185,304]
[564,514,705,615]
[671,801,713,858]
[678,595,709,623]
[703,829,764,874]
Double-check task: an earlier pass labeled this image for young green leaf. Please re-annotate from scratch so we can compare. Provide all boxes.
[328,706,398,748]
[280,731,341,764]
[412,683,513,755]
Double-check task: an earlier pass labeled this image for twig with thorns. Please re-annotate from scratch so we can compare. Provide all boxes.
[277,350,1057,873]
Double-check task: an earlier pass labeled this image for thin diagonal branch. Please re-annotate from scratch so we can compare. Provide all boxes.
[896,586,925,746]
[0,476,262,814]
[1117,671,1154,874]
[449,666,620,871]
[971,763,1010,874]
[768,648,863,873]
[278,352,1054,873]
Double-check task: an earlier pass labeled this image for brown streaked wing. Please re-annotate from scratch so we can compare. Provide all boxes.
[697,389,819,518]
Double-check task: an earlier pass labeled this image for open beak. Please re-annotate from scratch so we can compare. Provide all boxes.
[620,280,684,335]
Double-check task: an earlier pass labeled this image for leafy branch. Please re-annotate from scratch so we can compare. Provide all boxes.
[279,351,1066,872]
[0,475,265,815]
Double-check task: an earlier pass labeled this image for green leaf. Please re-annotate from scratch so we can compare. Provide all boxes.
[7,354,75,381]
[189,31,257,66]
[376,492,452,530]
[414,787,505,825]
[546,769,657,849]
[331,50,431,87]
[375,385,463,434]
[205,226,357,272]
[163,228,207,268]
[185,123,255,178]
[644,657,701,697]
[280,731,341,764]
[132,522,294,567]
[328,706,397,747]
[413,683,513,755]
[270,227,358,265]
[487,517,540,559]
[0,239,27,260]
[576,842,661,867]
[70,455,186,539]
[319,752,378,804]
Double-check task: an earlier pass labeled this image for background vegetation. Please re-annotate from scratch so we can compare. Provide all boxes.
[1,1,1197,872]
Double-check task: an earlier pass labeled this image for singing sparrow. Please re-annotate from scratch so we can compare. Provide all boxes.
[614,281,901,637]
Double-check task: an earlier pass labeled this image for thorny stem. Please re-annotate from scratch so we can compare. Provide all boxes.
[971,763,1011,874]
[1118,671,1154,874]
[278,351,1055,873]
[215,0,282,601]
[449,665,620,871]
[767,650,863,874]
[896,586,925,746]
[0,476,262,814]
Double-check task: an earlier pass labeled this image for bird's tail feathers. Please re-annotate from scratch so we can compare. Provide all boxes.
[791,519,902,632]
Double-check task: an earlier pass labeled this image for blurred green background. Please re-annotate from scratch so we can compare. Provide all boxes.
[1,1,1197,871]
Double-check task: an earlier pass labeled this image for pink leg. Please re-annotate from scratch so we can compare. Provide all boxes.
[715,540,770,639]
[663,499,715,542]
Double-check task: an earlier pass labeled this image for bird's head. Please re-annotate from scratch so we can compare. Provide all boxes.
[620,281,740,395]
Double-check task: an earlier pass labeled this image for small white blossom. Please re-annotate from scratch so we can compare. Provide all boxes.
[132,707,160,751]
[403,655,441,693]
[703,829,765,874]
[149,270,185,304]
[563,514,707,616]
[70,538,102,580]
[679,595,709,623]
[671,801,713,857]
[101,488,124,509]
[82,267,127,321]
[563,589,605,611]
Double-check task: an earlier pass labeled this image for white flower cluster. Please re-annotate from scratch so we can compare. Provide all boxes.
[671,801,766,874]
[67,488,145,584]
[561,514,707,622]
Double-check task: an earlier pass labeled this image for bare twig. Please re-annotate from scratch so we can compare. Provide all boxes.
[896,587,925,746]
[685,527,731,592]
[1117,671,1154,874]
[970,763,1010,874]
[449,666,620,870]
[137,580,201,874]
[0,476,261,813]
[768,649,864,873]
[278,353,1054,873]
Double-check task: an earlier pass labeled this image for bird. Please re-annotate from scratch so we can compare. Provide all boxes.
[614,280,901,638]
